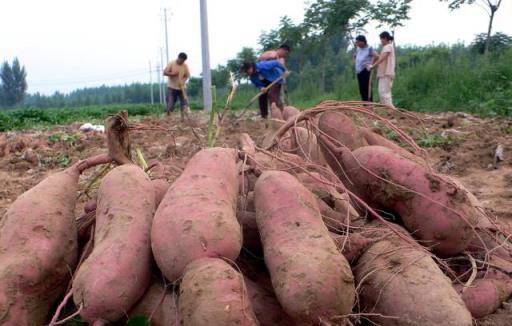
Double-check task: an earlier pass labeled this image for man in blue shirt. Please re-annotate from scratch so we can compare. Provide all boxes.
[241,60,286,119]
[353,35,379,102]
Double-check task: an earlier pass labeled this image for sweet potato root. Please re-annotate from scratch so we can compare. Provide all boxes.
[73,164,156,323]
[255,171,355,324]
[318,111,368,151]
[151,148,241,282]
[178,258,258,326]
[282,106,300,121]
[355,232,473,325]
[151,179,170,208]
[323,144,478,256]
[0,154,110,325]
[129,279,179,326]
[244,276,295,326]
[271,102,284,120]
[455,278,512,318]
[290,127,327,166]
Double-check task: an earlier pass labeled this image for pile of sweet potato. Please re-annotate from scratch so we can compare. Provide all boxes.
[0,104,511,326]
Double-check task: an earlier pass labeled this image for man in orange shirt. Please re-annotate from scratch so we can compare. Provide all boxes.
[258,44,291,65]
[163,52,190,120]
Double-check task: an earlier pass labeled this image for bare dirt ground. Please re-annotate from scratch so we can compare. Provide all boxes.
[0,109,510,222]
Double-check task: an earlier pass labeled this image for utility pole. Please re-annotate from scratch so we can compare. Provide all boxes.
[163,8,170,64]
[149,61,154,105]
[157,63,163,105]
[160,47,166,106]
[200,0,212,111]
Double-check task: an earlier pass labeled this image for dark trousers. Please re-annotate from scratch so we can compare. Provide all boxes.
[166,88,188,113]
[258,84,282,119]
[357,69,373,102]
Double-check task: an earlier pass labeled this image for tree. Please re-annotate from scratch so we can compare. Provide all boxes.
[471,32,512,54]
[370,0,413,35]
[226,47,257,81]
[304,0,369,36]
[440,0,503,55]
[0,58,27,107]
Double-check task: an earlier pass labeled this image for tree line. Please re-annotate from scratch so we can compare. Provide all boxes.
[1,0,509,111]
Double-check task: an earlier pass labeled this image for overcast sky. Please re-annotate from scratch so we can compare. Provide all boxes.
[1,0,511,95]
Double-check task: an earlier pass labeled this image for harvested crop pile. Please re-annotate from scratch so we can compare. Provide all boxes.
[1,102,510,325]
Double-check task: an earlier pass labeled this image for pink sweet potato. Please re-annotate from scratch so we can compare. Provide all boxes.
[455,278,512,318]
[318,111,368,151]
[244,276,295,326]
[151,148,241,282]
[271,102,284,120]
[84,198,97,213]
[323,145,478,256]
[129,279,179,326]
[178,258,258,326]
[330,233,374,263]
[73,164,156,323]
[254,171,355,324]
[355,233,473,326]
[282,106,300,121]
[151,179,170,208]
[0,155,110,325]
[290,127,327,166]
[360,127,423,163]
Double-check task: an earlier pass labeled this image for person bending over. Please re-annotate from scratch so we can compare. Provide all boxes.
[241,60,286,119]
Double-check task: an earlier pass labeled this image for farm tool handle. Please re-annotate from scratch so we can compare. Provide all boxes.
[235,71,291,121]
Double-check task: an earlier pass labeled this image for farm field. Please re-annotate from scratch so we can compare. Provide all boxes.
[1,102,512,325]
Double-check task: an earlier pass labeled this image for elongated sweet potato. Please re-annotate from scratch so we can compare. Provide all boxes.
[151,148,241,282]
[245,276,295,326]
[178,258,258,326]
[330,233,375,263]
[318,111,368,151]
[282,106,300,121]
[129,279,179,326]
[0,154,110,325]
[255,171,355,324]
[290,127,327,166]
[295,172,362,227]
[151,179,170,208]
[73,164,156,323]
[322,144,478,256]
[360,127,423,163]
[455,278,512,318]
[271,102,284,120]
[355,232,473,326]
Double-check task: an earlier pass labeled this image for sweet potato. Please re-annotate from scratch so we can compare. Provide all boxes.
[151,148,241,282]
[73,164,156,323]
[323,144,478,256]
[151,179,170,207]
[0,154,110,325]
[355,232,473,325]
[178,258,258,326]
[455,278,512,318]
[282,106,300,121]
[290,127,327,166]
[244,276,295,326]
[360,127,423,163]
[318,111,368,151]
[271,102,284,120]
[295,172,362,227]
[254,171,355,324]
[129,279,179,326]
[330,233,375,263]
[84,198,97,213]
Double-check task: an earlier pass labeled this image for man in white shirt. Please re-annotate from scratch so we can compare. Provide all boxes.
[369,32,396,107]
